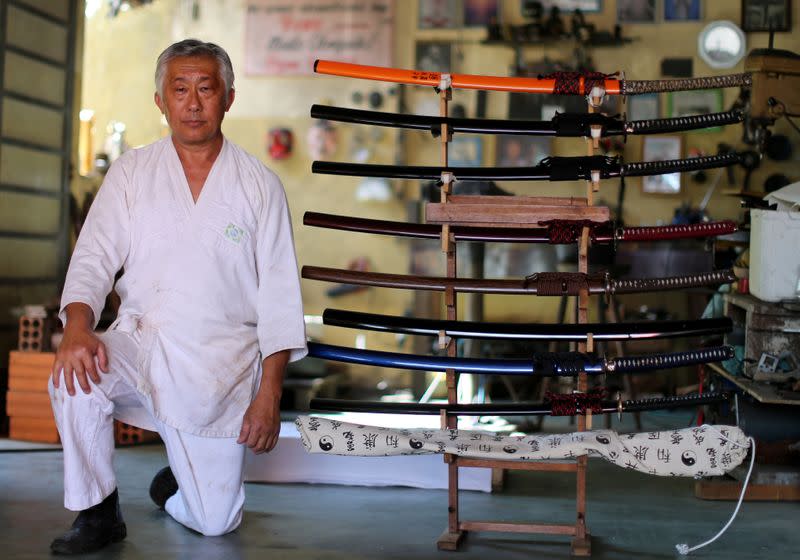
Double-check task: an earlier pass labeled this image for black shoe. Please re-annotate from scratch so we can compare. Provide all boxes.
[50,488,126,555]
[149,466,178,510]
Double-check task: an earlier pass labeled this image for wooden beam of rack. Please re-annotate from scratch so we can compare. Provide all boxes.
[449,195,588,206]
[455,457,579,472]
[427,202,610,226]
[460,521,577,536]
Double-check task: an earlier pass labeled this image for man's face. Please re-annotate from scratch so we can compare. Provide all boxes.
[154,55,234,147]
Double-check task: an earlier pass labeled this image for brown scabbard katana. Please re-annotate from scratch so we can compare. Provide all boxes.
[314,59,752,95]
[303,212,738,244]
[302,266,735,296]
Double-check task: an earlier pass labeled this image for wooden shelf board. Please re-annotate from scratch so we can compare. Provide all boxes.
[706,362,799,406]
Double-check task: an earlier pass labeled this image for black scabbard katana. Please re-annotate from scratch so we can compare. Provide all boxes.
[302,266,736,295]
[311,104,745,138]
[307,341,734,376]
[322,308,733,341]
[312,153,741,182]
[304,211,738,244]
[309,391,731,417]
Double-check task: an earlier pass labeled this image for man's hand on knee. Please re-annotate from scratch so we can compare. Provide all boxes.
[52,303,110,395]
[237,394,281,454]
[52,317,109,396]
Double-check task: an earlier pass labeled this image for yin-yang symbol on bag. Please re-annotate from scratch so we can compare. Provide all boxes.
[319,436,334,451]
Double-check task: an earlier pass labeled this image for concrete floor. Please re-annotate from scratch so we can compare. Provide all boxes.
[2,415,798,559]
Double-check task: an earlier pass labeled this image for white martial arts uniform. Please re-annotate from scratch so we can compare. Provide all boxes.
[49,136,307,536]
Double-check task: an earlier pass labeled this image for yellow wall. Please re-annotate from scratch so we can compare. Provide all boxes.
[80,0,800,388]
[81,0,415,387]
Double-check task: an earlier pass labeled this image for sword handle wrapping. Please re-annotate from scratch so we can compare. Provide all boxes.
[622,392,730,412]
[622,153,741,177]
[627,110,744,135]
[622,73,752,95]
[610,269,736,293]
[618,221,738,241]
[609,346,734,373]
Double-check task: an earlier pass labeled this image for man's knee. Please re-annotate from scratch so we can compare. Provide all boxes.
[48,376,73,410]
[196,514,241,537]
[48,374,114,420]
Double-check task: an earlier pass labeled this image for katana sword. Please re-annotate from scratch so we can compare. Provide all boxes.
[321,309,733,341]
[304,211,738,244]
[312,153,741,182]
[309,391,731,417]
[314,59,752,96]
[307,341,734,376]
[302,266,736,296]
[311,104,745,138]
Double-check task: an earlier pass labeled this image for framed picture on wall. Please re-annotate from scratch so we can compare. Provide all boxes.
[418,0,460,29]
[415,42,451,72]
[617,0,656,23]
[535,1,602,13]
[664,0,701,21]
[627,93,660,121]
[668,89,723,130]
[642,136,682,194]
[463,0,500,27]
[495,136,551,166]
[742,0,791,32]
[449,136,483,167]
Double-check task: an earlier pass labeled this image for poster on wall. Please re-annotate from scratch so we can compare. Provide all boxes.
[536,1,602,13]
[244,0,394,76]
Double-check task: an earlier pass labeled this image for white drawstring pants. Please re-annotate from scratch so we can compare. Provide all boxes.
[48,330,246,536]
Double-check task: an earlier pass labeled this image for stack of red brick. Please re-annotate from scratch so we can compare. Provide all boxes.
[7,314,159,445]
[7,349,59,442]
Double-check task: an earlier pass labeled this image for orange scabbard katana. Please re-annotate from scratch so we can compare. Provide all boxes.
[313,60,751,96]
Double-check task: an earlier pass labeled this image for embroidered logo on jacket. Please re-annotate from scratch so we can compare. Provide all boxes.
[224,223,245,244]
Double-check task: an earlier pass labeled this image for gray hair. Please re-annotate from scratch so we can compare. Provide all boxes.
[155,39,234,98]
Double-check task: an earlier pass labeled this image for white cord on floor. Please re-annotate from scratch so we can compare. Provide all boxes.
[675,425,755,555]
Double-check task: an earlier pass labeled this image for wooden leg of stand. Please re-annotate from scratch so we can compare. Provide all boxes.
[571,455,592,556]
[437,84,465,552]
[438,460,465,550]
[491,467,505,492]
[571,532,592,556]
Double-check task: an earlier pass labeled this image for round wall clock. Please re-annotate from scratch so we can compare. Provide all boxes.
[698,21,746,69]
